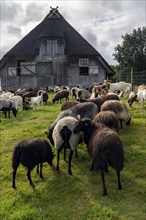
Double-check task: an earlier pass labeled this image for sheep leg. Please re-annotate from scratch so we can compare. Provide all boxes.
[39,163,44,179]
[8,110,11,119]
[36,164,39,173]
[56,148,62,171]
[75,149,78,157]
[100,169,107,196]
[12,167,18,188]
[120,120,123,129]
[105,164,109,173]
[117,170,122,190]
[3,110,7,118]
[68,150,74,175]
[27,169,35,188]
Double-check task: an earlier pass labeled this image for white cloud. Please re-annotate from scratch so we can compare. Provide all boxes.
[0,0,145,64]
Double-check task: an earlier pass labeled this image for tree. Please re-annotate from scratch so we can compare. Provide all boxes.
[113,27,146,72]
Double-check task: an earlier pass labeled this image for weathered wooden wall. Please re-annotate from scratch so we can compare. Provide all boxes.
[0,39,107,90]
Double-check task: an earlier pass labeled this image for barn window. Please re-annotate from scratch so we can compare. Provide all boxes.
[8,67,17,76]
[46,40,58,55]
[79,58,89,75]
[89,66,99,75]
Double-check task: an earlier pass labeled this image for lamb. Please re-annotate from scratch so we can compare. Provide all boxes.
[93,111,119,133]
[73,118,124,196]
[78,93,120,111]
[12,138,55,188]
[45,102,98,146]
[37,90,49,105]
[101,100,131,129]
[0,99,17,118]
[52,116,83,175]
[60,100,79,111]
[30,94,43,110]
[52,89,69,103]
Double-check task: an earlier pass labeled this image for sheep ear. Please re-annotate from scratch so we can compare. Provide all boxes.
[77,115,81,121]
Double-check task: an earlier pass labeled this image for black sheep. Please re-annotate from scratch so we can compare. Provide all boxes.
[12,138,54,188]
[73,118,124,196]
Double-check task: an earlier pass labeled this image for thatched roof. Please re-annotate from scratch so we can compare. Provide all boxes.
[4,8,101,57]
[1,7,115,75]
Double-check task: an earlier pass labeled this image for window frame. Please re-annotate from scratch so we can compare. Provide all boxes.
[79,58,89,75]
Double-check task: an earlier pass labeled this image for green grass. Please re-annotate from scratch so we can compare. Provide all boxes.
[0,94,146,220]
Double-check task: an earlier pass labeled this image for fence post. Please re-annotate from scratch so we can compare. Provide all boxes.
[131,67,133,91]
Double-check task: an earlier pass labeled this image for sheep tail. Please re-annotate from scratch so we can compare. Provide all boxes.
[60,126,72,146]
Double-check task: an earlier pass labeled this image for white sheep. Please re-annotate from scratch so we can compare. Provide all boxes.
[128,85,146,107]
[30,94,43,110]
[103,80,132,96]
[11,95,23,111]
[0,91,14,100]
[52,116,83,175]
[137,89,146,107]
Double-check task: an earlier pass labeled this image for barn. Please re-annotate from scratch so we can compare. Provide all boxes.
[0,7,115,91]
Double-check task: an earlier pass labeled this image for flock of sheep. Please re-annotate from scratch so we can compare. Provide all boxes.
[1,80,146,196]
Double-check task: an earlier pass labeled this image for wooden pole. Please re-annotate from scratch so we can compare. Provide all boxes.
[131,67,133,91]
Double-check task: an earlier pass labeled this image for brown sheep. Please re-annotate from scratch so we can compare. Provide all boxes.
[60,100,79,111]
[93,110,119,133]
[73,118,124,196]
[78,93,120,111]
[52,90,69,103]
[101,100,131,129]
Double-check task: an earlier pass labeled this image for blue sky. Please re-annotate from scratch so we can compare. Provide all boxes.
[1,0,146,64]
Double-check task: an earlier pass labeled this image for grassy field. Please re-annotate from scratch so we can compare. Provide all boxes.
[0,94,146,220]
